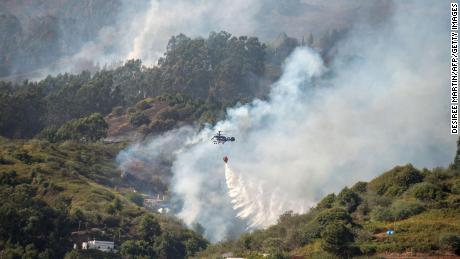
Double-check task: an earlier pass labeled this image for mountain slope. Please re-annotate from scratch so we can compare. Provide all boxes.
[0,137,207,258]
[199,158,460,258]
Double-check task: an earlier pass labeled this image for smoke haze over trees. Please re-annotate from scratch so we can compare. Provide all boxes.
[0,0,391,79]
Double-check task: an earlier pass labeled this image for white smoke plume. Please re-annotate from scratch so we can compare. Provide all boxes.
[126,0,261,64]
[105,0,391,65]
[117,1,456,242]
[9,0,391,80]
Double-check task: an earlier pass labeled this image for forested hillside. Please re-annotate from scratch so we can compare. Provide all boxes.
[0,137,207,258]
[0,31,297,140]
[0,31,302,258]
[2,134,459,258]
[199,145,460,258]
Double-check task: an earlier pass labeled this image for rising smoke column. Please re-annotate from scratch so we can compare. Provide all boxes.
[167,47,325,242]
[24,0,392,79]
[117,1,456,242]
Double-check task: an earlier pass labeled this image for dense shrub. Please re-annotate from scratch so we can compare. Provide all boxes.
[391,200,425,220]
[126,192,144,207]
[409,182,444,202]
[370,200,425,221]
[0,170,18,185]
[439,233,460,255]
[126,107,136,114]
[446,196,460,208]
[315,208,353,228]
[0,156,14,165]
[38,113,108,142]
[103,215,120,228]
[316,193,336,209]
[0,181,74,257]
[37,126,59,142]
[451,180,460,194]
[261,237,284,254]
[321,221,356,257]
[370,206,394,221]
[120,240,155,258]
[129,112,150,127]
[64,249,120,259]
[139,215,161,243]
[424,168,451,184]
[135,99,152,111]
[158,110,182,120]
[106,198,123,215]
[13,150,33,164]
[302,208,353,240]
[359,244,377,255]
[336,187,362,213]
[149,119,176,133]
[351,181,368,193]
[58,113,108,141]
[111,106,124,116]
[453,136,460,170]
[366,194,392,208]
[368,164,423,197]
[355,201,371,218]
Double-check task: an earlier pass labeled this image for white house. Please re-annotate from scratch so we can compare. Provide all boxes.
[82,240,115,252]
[143,194,165,208]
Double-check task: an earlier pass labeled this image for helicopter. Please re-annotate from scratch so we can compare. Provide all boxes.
[211,131,235,144]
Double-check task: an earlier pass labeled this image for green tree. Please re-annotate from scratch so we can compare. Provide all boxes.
[128,111,150,127]
[451,180,460,194]
[302,208,352,240]
[368,164,423,197]
[106,198,123,215]
[410,182,443,202]
[316,193,336,209]
[111,106,124,116]
[321,221,355,257]
[439,233,460,255]
[126,192,144,207]
[183,232,208,257]
[0,180,72,257]
[42,113,108,142]
[154,233,186,259]
[113,198,123,212]
[0,81,45,138]
[120,240,155,258]
[351,181,368,193]
[139,215,161,243]
[336,187,362,213]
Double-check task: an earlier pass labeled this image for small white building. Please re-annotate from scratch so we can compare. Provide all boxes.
[82,240,115,252]
[222,252,245,259]
[143,194,165,208]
